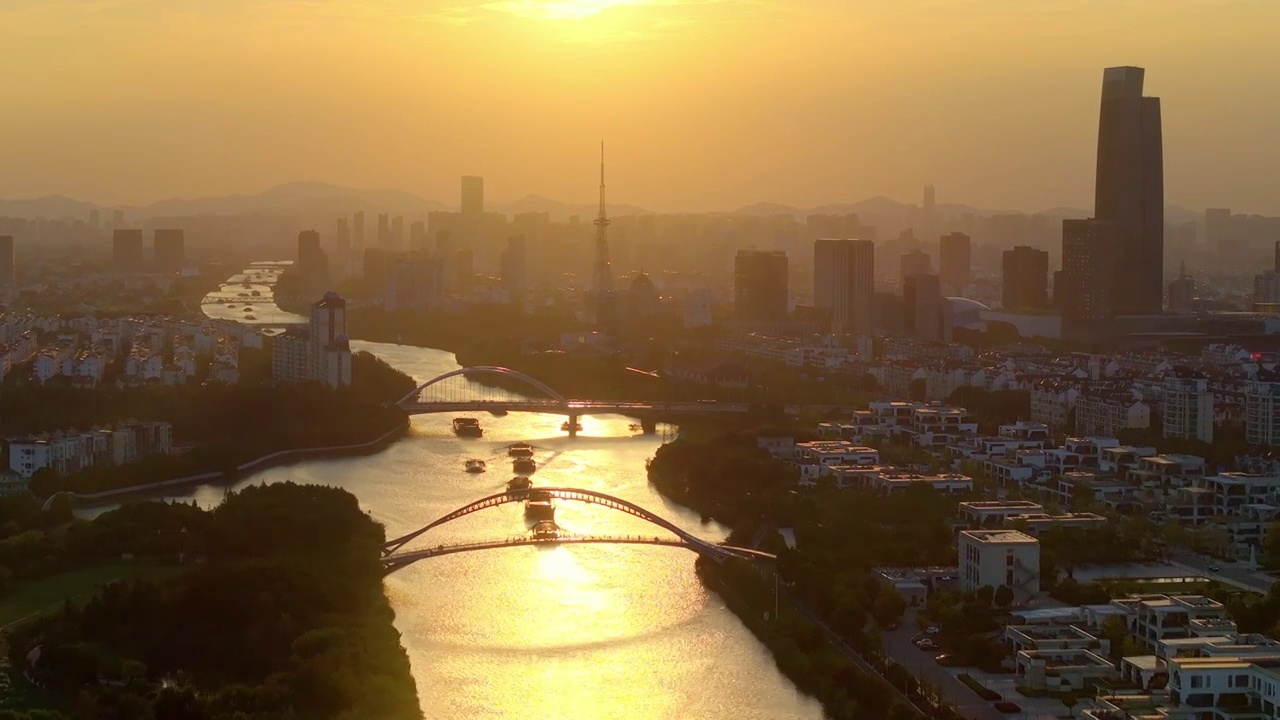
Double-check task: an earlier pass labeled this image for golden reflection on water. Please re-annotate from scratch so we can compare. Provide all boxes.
[85,324,824,719]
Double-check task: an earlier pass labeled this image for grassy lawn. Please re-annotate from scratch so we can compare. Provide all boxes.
[0,562,185,630]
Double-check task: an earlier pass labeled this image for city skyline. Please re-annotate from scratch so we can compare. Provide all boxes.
[3,1,1279,214]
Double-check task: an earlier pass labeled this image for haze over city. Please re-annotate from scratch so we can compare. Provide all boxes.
[3,0,1279,213]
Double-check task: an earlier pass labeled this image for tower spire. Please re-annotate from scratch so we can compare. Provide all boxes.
[596,141,608,226]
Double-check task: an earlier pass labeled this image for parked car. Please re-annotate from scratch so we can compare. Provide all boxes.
[925,625,941,635]
[1207,564,1221,572]
[915,638,939,651]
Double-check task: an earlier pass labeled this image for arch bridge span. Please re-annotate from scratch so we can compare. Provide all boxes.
[380,486,774,574]
[393,366,749,423]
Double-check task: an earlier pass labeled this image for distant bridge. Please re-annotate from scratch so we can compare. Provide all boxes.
[395,366,748,433]
[380,486,773,574]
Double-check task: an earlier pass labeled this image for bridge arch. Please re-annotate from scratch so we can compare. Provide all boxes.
[382,487,736,559]
[395,366,568,408]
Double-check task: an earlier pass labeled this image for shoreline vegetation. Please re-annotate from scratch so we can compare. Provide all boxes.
[45,420,408,508]
[649,430,967,720]
[4,350,417,501]
[3,483,422,719]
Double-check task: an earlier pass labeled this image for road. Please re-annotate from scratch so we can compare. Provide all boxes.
[1165,551,1277,594]
[783,591,930,717]
[882,611,1005,720]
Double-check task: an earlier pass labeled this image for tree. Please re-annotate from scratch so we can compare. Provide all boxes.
[974,584,995,607]
[872,586,907,628]
[993,584,1014,609]
[1263,522,1280,569]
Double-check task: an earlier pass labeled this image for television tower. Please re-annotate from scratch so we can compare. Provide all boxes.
[592,141,612,297]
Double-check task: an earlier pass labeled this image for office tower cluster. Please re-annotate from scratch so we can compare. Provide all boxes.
[108,228,186,272]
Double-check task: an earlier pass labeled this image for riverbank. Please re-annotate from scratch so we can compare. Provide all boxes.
[7,483,422,719]
[44,418,409,508]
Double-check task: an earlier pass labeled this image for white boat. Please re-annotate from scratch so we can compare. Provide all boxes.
[465,459,487,474]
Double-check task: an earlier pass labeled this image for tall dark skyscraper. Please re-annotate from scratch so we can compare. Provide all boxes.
[813,238,874,336]
[153,228,185,271]
[734,250,789,322]
[112,229,144,270]
[938,232,971,295]
[297,230,330,298]
[1058,219,1117,342]
[903,274,946,342]
[0,236,14,286]
[461,176,484,215]
[1095,66,1163,315]
[1001,246,1049,309]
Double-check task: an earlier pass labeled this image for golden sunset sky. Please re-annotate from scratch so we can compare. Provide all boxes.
[2,0,1277,212]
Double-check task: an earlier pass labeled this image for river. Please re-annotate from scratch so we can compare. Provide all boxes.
[80,266,825,720]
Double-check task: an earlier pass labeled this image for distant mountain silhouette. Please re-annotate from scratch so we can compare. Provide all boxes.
[0,182,1210,225]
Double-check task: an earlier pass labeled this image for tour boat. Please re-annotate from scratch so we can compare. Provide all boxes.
[508,442,534,458]
[488,409,509,417]
[452,418,483,437]
[561,421,582,432]
[464,459,486,474]
[513,457,536,474]
[524,490,555,521]
[507,476,532,493]
[244,315,257,320]
[531,520,559,539]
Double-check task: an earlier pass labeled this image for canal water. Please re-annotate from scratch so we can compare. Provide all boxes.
[79,268,824,720]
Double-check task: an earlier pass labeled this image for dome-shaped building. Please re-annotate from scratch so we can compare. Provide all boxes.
[627,273,660,320]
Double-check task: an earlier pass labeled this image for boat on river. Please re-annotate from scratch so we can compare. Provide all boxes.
[452,418,483,438]
[524,490,555,521]
[507,476,532,493]
[464,459,487,474]
[508,442,534,458]
[512,457,536,474]
[561,421,582,433]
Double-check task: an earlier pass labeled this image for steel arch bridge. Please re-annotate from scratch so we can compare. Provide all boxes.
[394,366,749,425]
[380,486,774,574]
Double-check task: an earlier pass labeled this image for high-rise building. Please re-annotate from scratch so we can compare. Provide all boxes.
[271,291,351,388]
[296,230,330,298]
[1274,240,1280,274]
[501,235,528,301]
[1001,246,1049,309]
[921,184,938,243]
[391,216,404,249]
[352,211,365,249]
[734,250,789,322]
[409,221,426,251]
[939,232,971,295]
[903,273,947,342]
[112,229,144,270]
[461,176,484,215]
[336,217,351,256]
[0,236,14,286]
[813,238,874,337]
[1058,219,1116,336]
[153,229,185,271]
[88,209,100,231]
[1163,369,1213,444]
[385,254,446,312]
[900,248,931,282]
[1205,208,1231,255]
[377,213,391,248]
[1094,66,1163,315]
[1244,368,1280,447]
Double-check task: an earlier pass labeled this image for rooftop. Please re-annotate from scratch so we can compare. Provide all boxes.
[960,529,1038,545]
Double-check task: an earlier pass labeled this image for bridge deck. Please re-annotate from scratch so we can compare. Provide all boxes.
[382,535,772,572]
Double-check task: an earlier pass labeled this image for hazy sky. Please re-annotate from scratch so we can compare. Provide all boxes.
[2,0,1278,213]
